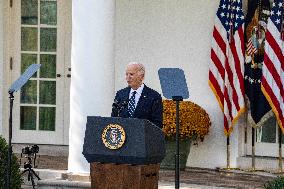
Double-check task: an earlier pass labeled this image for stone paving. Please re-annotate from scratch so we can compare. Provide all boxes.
[159,182,232,189]
[21,168,275,189]
[22,182,233,189]
[19,155,277,189]
[159,168,274,189]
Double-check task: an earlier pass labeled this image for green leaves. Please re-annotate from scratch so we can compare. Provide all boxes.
[0,136,22,189]
[264,176,284,189]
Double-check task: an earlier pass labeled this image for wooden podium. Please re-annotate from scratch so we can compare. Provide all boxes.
[90,163,160,189]
[83,116,166,189]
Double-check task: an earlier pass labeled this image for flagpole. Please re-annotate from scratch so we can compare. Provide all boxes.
[251,127,255,171]
[227,136,230,169]
[278,127,283,172]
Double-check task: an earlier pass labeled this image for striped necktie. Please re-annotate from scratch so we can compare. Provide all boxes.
[128,91,136,117]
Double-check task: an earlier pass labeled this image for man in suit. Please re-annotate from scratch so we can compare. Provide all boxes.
[111,62,163,128]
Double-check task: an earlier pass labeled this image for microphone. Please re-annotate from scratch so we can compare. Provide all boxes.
[112,99,129,117]
[112,99,120,109]
[112,99,128,109]
[120,100,129,108]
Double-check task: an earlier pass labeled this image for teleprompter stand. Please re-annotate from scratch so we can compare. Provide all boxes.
[158,68,189,189]
[6,64,41,189]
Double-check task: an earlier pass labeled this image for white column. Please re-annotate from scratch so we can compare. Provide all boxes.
[68,0,115,174]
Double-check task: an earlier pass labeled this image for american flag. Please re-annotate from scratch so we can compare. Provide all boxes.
[209,0,245,135]
[261,0,284,132]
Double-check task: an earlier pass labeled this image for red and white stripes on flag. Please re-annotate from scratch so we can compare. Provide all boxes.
[261,0,284,132]
[209,0,246,135]
[246,38,258,56]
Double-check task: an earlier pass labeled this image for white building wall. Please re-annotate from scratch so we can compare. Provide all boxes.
[0,1,4,135]
[115,0,243,169]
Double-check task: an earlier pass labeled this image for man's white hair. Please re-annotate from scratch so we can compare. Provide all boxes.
[128,61,145,76]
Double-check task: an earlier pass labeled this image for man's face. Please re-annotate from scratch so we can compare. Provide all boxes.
[125,64,144,90]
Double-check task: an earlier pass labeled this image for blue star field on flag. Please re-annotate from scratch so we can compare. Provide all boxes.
[217,0,244,40]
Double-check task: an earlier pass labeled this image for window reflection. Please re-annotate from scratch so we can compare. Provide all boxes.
[20,0,58,132]
[21,0,38,25]
[256,116,277,143]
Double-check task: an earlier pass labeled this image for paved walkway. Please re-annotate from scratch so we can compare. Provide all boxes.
[21,169,271,189]
[19,155,276,189]
[159,182,231,189]
[159,169,272,189]
[22,181,232,189]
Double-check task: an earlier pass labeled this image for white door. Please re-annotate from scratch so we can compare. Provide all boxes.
[8,0,71,145]
[246,114,282,157]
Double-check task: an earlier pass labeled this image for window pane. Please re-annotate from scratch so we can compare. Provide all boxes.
[39,81,56,104]
[40,28,57,52]
[40,54,56,78]
[39,107,55,131]
[21,80,37,104]
[256,116,276,143]
[280,126,284,144]
[20,106,37,130]
[40,1,57,25]
[21,27,38,51]
[21,53,37,78]
[21,0,38,25]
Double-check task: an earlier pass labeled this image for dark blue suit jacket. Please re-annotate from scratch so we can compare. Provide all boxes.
[111,85,163,128]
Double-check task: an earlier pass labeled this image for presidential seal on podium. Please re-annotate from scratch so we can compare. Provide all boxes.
[102,124,126,150]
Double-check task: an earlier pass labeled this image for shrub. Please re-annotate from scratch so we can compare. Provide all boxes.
[162,100,211,142]
[0,136,22,188]
[264,176,284,189]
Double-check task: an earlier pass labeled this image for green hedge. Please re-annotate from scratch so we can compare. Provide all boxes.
[264,176,284,189]
[0,136,22,188]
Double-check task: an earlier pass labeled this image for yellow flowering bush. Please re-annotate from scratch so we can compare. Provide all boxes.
[162,100,211,141]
